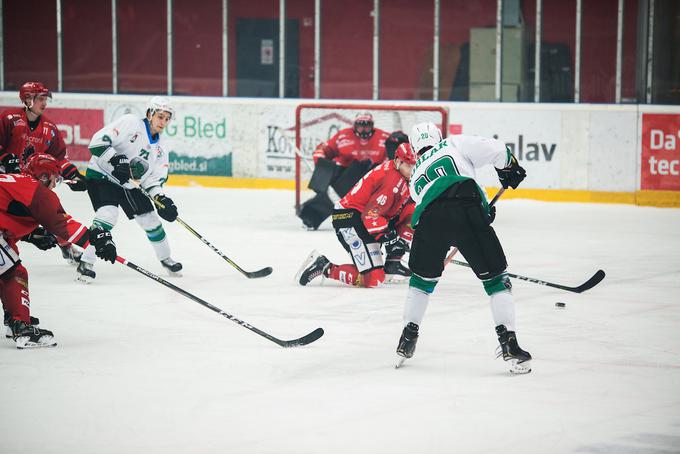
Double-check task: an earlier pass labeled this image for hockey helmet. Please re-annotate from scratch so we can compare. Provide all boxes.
[385,130,409,160]
[409,122,442,155]
[146,96,175,120]
[353,112,375,140]
[23,153,62,187]
[394,143,416,165]
[19,82,52,105]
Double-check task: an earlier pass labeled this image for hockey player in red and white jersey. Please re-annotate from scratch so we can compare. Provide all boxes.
[0,81,89,265]
[296,143,417,288]
[0,154,117,348]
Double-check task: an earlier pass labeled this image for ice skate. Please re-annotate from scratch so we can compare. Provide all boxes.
[295,250,330,286]
[495,325,532,374]
[76,261,96,283]
[395,322,419,368]
[4,312,40,339]
[384,259,411,284]
[10,319,56,349]
[59,244,82,266]
[161,258,183,276]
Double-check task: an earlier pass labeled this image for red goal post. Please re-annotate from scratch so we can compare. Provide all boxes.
[294,103,449,211]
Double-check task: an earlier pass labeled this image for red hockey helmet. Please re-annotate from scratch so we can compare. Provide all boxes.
[353,112,375,140]
[23,153,61,187]
[19,82,52,105]
[394,143,416,165]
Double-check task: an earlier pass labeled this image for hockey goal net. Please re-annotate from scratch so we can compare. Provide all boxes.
[294,103,449,210]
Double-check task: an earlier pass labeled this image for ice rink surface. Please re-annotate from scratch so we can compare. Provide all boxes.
[2,185,679,454]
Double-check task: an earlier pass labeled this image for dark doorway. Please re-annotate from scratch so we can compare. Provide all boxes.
[236,18,299,97]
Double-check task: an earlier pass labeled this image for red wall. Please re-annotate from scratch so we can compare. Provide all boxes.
[1,0,638,103]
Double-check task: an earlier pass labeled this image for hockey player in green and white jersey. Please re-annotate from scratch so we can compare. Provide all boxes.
[76,96,182,282]
[395,122,532,374]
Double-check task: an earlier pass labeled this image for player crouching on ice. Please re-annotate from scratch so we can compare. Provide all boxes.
[394,122,532,374]
[296,143,417,288]
[1,154,117,348]
[76,96,181,283]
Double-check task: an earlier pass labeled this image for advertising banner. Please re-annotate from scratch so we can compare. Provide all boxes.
[641,113,680,191]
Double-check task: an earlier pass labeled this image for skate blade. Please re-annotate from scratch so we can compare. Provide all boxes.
[294,249,319,286]
[508,359,532,375]
[395,356,407,369]
[15,336,57,349]
[75,274,94,284]
[164,269,183,277]
[385,274,409,285]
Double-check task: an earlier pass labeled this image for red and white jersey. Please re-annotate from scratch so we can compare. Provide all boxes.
[313,127,389,168]
[337,160,411,236]
[0,173,88,248]
[0,107,69,169]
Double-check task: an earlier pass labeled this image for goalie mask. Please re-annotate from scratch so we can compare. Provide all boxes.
[353,112,375,140]
[409,122,442,155]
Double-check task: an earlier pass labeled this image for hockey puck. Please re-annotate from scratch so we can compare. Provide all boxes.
[555,302,566,308]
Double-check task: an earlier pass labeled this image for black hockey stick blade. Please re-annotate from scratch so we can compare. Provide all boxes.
[450,260,606,294]
[244,266,273,279]
[277,327,325,348]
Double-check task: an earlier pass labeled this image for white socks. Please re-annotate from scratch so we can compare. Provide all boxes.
[489,290,516,331]
[403,286,430,327]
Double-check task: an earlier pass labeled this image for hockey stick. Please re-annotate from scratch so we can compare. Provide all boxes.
[115,255,324,347]
[443,187,506,267]
[450,259,605,293]
[134,183,273,279]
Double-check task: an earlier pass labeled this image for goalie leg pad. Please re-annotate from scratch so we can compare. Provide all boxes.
[298,192,334,230]
[307,158,338,193]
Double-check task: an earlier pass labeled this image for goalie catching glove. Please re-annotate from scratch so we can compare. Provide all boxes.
[495,154,526,189]
[154,195,178,222]
[89,226,117,263]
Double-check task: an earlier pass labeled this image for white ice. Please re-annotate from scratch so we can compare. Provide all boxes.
[2,186,679,454]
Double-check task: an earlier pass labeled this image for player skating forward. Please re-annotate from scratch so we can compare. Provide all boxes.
[395,123,532,374]
[1,154,117,348]
[298,112,390,230]
[297,143,416,288]
[76,96,181,283]
[0,82,88,264]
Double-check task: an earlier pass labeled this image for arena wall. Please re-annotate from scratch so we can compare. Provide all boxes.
[1,92,678,207]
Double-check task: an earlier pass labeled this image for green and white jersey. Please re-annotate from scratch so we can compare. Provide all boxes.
[86,114,170,197]
[409,135,511,226]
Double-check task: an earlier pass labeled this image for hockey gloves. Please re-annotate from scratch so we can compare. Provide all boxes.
[0,152,20,174]
[61,163,88,191]
[89,226,117,263]
[385,237,410,258]
[23,227,58,251]
[154,195,178,222]
[377,229,399,246]
[109,154,131,185]
[495,155,526,189]
[487,205,497,225]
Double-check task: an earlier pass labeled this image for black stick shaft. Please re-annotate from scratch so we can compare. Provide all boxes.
[136,184,272,279]
[115,256,322,347]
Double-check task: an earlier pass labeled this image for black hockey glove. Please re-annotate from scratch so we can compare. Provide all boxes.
[0,152,20,174]
[377,228,399,246]
[109,154,131,185]
[385,237,410,257]
[23,227,58,251]
[61,163,88,191]
[495,155,526,189]
[89,226,117,264]
[154,195,178,222]
[487,205,496,225]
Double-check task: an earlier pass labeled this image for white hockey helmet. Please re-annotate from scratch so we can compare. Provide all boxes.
[146,96,175,120]
[409,122,443,155]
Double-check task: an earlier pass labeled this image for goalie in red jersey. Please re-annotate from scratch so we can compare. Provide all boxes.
[296,143,417,288]
[0,81,89,265]
[0,154,117,348]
